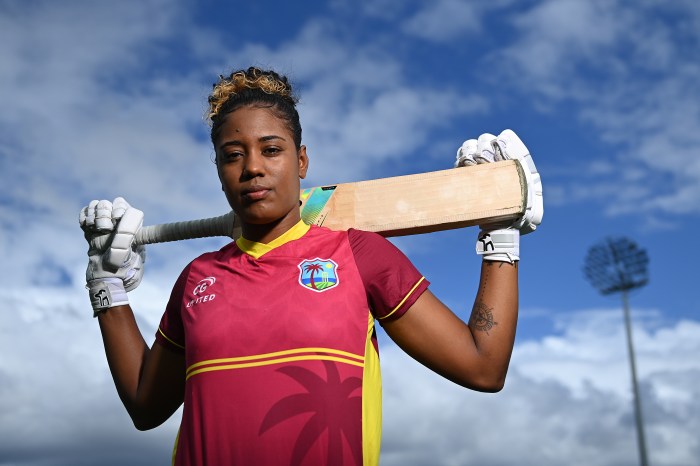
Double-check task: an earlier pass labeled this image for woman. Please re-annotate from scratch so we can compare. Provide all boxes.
[80,67,542,465]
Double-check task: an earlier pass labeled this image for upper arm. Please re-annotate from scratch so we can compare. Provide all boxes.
[380,290,489,390]
[382,260,519,392]
[133,342,185,430]
[128,265,190,429]
[131,263,190,429]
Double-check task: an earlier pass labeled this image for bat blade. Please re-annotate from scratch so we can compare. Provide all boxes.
[300,160,525,236]
[92,160,525,249]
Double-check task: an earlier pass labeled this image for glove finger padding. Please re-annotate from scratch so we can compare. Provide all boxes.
[493,129,543,234]
[454,133,509,167]
[475,133,503,163]
[111,196,129,220]
[80,200,116,255]
[80,199,115,232]
[79,202,92,229]
[95,200,115,230]
[105,202,143,270]
[455,139,478,167]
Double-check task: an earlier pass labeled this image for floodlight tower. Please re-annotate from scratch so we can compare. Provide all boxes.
[584,237,650,466]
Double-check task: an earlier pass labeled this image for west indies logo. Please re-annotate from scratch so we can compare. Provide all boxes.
[297,258,339,292]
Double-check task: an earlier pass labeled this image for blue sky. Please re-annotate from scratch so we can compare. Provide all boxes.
[1,1,699,465]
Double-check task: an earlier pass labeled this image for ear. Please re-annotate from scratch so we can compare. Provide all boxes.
[298,145,309,180]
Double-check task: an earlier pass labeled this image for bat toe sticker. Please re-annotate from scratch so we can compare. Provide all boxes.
[298,258,339,292]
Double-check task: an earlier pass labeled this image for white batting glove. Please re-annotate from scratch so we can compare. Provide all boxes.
[475,228,520,263]
[79,197,145,316]
[455,130,543,262]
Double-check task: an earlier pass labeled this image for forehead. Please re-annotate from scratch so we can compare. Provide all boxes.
[217,105,291,143]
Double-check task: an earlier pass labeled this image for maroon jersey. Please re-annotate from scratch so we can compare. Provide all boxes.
[156,221,428,465]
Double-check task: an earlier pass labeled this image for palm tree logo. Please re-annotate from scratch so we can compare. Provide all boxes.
[259,360,362,465]
[298,258,339,292]
[304,263,324,290]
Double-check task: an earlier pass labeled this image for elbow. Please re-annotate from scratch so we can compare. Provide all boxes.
[466,377,506,393]
[125,395,182,431]
[133,419,156,431]
[454,371,508,393]
[132,415,163,431]
[131,412,154,431]
[465,358,512,393]
[475,378,506,393]
[129,408,167,431]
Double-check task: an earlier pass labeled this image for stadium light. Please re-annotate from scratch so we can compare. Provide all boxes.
[584,237,650,466]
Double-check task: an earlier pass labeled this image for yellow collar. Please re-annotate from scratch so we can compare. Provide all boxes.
[236,220,310,259]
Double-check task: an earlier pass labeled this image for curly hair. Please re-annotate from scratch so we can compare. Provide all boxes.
[207,67,302,149]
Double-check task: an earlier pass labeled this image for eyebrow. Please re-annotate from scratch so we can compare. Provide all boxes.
[218,135,286,150]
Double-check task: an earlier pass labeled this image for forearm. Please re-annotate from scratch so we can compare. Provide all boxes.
[466,260,519,387]
[97,305,151,419]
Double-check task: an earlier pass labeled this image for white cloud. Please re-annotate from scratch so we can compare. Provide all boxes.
[0,286,180,465]
[493,1,700,220]
[379,309,700,466]
[401,0,514,42]
[0,0,230,288]
[334,0,411,21]
[209,19,487,185]
[401,0,485,41]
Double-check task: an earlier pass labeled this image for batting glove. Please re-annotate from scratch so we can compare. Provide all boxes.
[455,130,543,262]
[79,197,145,316]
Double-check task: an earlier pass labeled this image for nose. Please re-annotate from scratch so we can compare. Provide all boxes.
[241,151,265,179]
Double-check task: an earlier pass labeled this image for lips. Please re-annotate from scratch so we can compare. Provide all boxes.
[241,185,271,201]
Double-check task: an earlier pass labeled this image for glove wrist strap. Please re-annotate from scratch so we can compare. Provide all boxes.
[87,278,128,317]
[476,228,520,263]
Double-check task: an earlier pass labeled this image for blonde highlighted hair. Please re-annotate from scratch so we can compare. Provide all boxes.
[207,67,301,148]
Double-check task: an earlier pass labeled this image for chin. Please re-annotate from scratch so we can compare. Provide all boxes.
[237,208,286,226]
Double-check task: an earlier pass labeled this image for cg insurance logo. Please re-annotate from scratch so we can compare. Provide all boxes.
[193,277,216,295]
[188,277,217,308]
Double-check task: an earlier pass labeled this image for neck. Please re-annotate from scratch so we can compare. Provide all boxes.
[240,210,302,244]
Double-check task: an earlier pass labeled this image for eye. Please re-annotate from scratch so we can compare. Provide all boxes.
[219,151,243,163]
[262,146,282,156]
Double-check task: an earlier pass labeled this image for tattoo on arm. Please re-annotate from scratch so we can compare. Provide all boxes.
[469,302,497,335]
[484,260,517,269]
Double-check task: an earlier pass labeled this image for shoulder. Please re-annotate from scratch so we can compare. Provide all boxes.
[345,228,405,261]
[175,241,238,283]
[344,229,427,321]
[307,224,347,237]
[304,224,353,246]
[306,225,393,253]
[190,241,238,264]
[346,228,386,247]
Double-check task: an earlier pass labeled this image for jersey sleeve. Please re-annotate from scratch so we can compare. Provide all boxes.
[154,264,191,353]
[348,229,429,322]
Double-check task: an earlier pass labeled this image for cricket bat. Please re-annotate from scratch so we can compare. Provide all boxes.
[108,160,526,247]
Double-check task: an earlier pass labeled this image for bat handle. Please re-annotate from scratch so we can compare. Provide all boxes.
[89,211,239,250]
